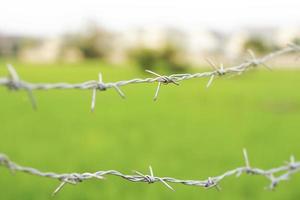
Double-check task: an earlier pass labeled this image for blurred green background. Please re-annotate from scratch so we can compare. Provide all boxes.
[0,62,300,200]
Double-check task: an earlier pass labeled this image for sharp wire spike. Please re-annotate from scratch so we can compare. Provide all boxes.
[52,182,67,196]
[7,64,19,82]
[146,69,179,85]
[148,166,174,191]
[220,63,224,71]
[146,70,171,100]
[247,49,272,71]
[149,166,154,177]
[290,155,295,163]
[206,74,215,88]
[113,85,125,99]
[173,81,179,86]
[215,184,221,191]
[91,72,105,112]
[243,148,250,168]
[7,64,38,109]
[159,178,175,191]
[247,49,256,60]
[91,88,97,112]
[236,169,243,177]
[26,88,37,110]
[205,58,219,71]
[262,63,273,71]
[133,170,144,177]
[153,82,161,101]
[206,177,221,191]
[98,73,103,83]
[288,43,300,51]
[145,70,162,77]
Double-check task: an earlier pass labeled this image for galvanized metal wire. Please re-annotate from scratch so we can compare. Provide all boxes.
[0,44,299,111]
[1,45,300,195]
[0,149,299,195]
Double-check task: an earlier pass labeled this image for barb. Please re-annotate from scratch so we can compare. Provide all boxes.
[145,70,179,101]
[247,49,272,70]
[91,73,108,112]
[205,58,226,88]
[6,64,37,109]
[134,166,175,191]
[1,150,300,195]
[0,44,299,109]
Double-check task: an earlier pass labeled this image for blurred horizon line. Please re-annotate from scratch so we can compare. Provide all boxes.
[1,22,300,39]
[0,21,299,67]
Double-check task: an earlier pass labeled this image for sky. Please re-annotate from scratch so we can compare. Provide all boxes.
[0,0,299,37]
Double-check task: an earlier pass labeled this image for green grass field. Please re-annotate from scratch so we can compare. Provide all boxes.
[0,62,300,200]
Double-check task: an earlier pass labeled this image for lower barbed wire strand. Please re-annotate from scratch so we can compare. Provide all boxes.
[1,150,300,194]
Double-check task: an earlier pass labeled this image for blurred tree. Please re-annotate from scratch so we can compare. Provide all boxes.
[62,22,113,59]
[159,43,186,72]
[129,43,188,73]
[128,47,159,71]
[243,37,276,54]
[293,38,300,45]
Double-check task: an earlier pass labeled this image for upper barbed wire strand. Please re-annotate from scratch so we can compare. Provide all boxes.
[0,44,299,111]
[0,149,300,196]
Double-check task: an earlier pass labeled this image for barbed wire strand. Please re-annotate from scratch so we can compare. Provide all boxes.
[0,44,299,111]
[0,149,299,196]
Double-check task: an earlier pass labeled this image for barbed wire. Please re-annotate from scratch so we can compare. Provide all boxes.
[0,43,299,111]
[0,149,299,196]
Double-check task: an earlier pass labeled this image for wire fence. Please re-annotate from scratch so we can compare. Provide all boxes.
[0,149,299,195]
[1,45,300,195]
[0,43,299,111]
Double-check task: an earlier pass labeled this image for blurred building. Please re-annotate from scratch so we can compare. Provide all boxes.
[1,25,299,66]
[0,34,24,57]
[19,38,62,63]
[184,29,224,64]
[109,26,187,63]
[109,26,223,64]
[275,27,300,47]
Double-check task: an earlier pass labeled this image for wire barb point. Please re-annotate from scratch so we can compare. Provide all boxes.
[242,148,252,174]
[146,70,179,101]
[206,74,215,88]
[247,49,272,71]
[52,182,67,196]
[7,64,21,90]
[91,72,107,112]
[6,64,38,109]
[205,58,226,76]
[204,177,221,191]
[113,85,126,99]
